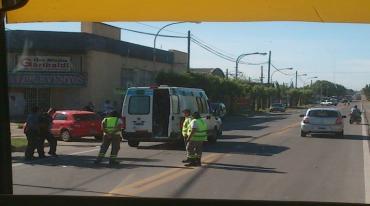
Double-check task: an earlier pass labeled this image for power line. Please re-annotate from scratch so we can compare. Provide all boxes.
[122,27,187,38]
[135,22,187,35]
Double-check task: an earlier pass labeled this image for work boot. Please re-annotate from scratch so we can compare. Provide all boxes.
[184,159,197,167]
[195,158,202,166]
[182,158,191,163]
[94,158,102,164]
[109,160,119,166]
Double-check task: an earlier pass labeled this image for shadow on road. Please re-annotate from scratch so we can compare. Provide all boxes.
[223,114,289,131]
[138,140,289,157]
[206,162,285,174]
[18,155,194,170]
[13,183,131,197]
[308,134,370,141]
[171,159,285,197]
[204,141,289,156]
[218,134,253,140]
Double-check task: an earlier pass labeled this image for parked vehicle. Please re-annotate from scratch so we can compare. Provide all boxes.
[210,102,227,118]
[121,86,223,147]
[269,103,286,112]
[300,108,346,137]
[51,110,103,142]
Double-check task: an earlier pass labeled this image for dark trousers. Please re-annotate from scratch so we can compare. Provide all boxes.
[40,131,57,154]
[97,133,121,160]
[186,141,203,159]
[25,130,44,159]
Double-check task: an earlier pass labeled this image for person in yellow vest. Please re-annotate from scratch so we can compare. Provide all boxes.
[185,112,208,167]
[94,111,122,166]
[181,109,192,163]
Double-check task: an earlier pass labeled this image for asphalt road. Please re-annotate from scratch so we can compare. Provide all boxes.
[11,102,370,204]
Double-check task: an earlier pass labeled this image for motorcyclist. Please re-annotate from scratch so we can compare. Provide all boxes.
[351,105,361,116]
[350,105,361,124]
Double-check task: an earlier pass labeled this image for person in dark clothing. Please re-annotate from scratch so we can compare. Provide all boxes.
[24,106,45,160]
[84,102,94,112]
[39,108,58,156]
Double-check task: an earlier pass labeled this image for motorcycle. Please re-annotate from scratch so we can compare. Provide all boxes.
[349,112,361,124]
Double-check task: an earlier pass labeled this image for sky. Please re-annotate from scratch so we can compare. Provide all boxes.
[6,21,370,90]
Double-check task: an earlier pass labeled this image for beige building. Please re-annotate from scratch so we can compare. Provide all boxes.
[7,22,187,118]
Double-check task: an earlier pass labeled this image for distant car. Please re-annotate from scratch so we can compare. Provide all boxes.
[210,102,227,118]
[300,108,346,137]
[51,110,103,142]
[320,100,334,106]
[269,103,286,112]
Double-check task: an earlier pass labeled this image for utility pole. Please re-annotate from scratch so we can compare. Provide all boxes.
[260,66,264,84]
[267,51,271,84]
[0,12,13,194]
[295,71,298,88]
[311,79,313,87]
[187,30,191,73]
[226,69,229,79]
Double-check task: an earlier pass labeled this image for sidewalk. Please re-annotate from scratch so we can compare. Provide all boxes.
[10,122,25,138]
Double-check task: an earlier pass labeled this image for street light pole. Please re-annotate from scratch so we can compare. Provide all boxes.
[187,30,191,72]
[153,22,200,71]
[235,52,267,79]
[267,51,271,84]
[295,71,308,88]
[270,67,293,83]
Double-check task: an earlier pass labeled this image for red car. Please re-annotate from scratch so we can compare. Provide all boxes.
[51,110,103,142]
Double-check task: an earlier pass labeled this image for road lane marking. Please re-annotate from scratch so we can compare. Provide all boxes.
[107,153,223,196]
[12,148,100,168]
[361,102,370,203]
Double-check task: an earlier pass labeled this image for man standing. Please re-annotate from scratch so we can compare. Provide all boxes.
[39,108,58,156]
[181,109,192,163]
[24,106,44,160]
[185,112,208,167]
[94,111,122,166]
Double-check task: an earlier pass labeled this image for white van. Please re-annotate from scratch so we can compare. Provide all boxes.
[121,86,222,147]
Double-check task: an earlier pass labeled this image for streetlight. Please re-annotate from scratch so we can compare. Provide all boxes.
[153,21,201,71]
[306,76,318,87]
[235,52,267,79]
[294,72,307,88]
[270,67,293,83]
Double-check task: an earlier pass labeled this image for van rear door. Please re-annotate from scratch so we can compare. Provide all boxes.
[125,89,153,135]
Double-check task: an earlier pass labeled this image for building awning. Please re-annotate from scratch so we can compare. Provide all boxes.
[6,0,370,24]
[8,73,87,88]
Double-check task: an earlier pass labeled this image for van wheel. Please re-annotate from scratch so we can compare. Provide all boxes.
[208,129,219,144]
[61,130,71,142]
[300,131,307,137]
[128,141,139,147]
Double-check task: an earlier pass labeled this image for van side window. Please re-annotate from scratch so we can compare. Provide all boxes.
[129,96,150,115]
[171,95,180,114]
[201,98,209,113]
[196,97,203,113]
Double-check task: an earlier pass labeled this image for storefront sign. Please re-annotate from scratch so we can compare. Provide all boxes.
[8,73,86,87]
[16,56,72,71]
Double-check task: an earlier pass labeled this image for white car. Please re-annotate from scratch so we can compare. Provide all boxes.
[300,108,346,137]
[320,100,334,106]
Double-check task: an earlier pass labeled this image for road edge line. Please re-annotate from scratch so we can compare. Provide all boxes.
[360,102,370,203]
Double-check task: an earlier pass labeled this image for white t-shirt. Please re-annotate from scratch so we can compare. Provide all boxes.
[190,119,198,129]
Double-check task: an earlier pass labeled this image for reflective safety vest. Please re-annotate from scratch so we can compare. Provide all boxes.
[190,119,208,141]
[182,117,192,137]
[103,117,119,134]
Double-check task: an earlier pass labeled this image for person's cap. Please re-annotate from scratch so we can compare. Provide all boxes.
[192,112,201,119]
[182,109,191,113]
